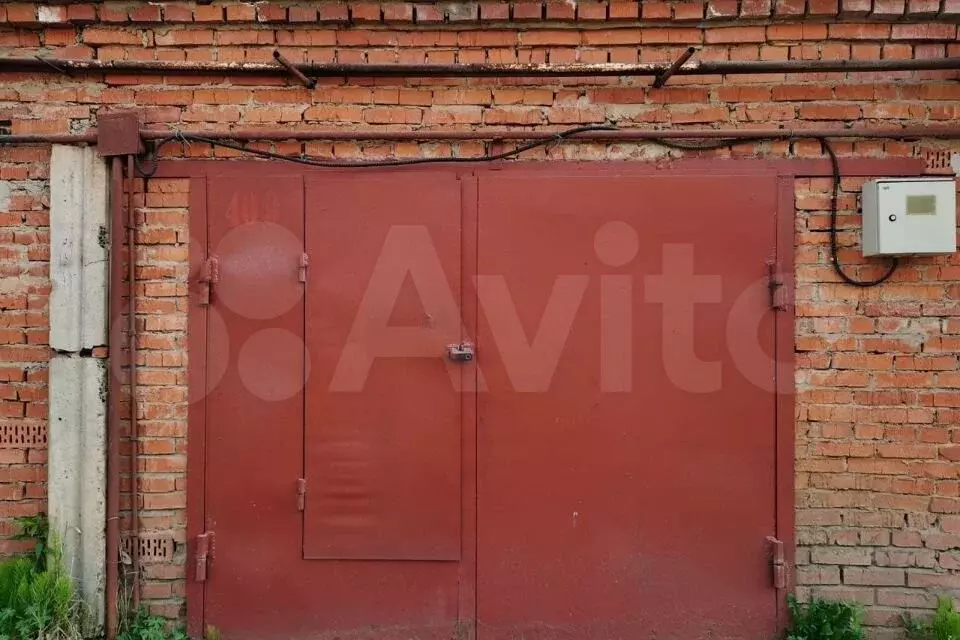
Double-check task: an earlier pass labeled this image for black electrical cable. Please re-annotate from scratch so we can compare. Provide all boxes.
[654,135,898,286]
[134,125,619,175]
[821,138,899,287]
[136,126,898,287]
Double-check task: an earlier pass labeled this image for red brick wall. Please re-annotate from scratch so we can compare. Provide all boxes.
[1,1,960,635]
[0,145,49,554]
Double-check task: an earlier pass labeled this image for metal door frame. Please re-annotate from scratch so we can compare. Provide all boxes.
[174,157,924,637]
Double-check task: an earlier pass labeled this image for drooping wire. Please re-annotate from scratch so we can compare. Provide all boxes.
[821,138,898,287]
[136,126,898,287]
[134,125,619,176]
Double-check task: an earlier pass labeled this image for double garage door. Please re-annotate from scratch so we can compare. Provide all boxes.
[189,166,790,640]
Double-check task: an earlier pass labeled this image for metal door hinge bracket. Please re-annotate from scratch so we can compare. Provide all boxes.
[766,260,787,311]
[195,531,214,582]
[766,535,786,590]
[297,478,307,511]
[198,256,220,306]
[298,253,309,283]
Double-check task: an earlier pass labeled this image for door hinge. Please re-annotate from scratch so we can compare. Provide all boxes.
[298,253,309,283]
[198,256,220,306]
[296,478,306,511]
[195,531,214,582]
[766,260,787,311]
[766,535,786,590]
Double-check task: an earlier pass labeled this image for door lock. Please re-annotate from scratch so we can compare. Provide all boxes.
[446,344,475,362]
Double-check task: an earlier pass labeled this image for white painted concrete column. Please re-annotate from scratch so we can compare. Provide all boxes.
[47,145,108,627]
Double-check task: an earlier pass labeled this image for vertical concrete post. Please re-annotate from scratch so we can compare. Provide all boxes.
[48,145,108,628]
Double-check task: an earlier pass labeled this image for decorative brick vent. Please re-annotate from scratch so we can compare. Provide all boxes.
[921,149,955,175]
[122,534,176,563]
[0,424,47,448]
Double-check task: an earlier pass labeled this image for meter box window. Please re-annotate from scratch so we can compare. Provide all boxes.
[862,178,957,257]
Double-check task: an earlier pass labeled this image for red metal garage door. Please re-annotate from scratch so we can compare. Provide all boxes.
[475,172,781,640]
[189,166,787,640]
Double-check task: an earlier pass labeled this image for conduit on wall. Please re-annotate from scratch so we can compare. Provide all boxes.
[1,54,959,77]
[5,126,960,146]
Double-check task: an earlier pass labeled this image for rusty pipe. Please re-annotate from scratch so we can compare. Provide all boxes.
[1,55,959,77]
[126,154,140,611]
[272,50,317,89]
[107,157,122,640]
[136,125,960,142]
[0,133,98,144]
[652,47,697,88]
[4,126,960,148]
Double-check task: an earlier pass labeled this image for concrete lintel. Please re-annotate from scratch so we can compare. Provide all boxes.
[50,144,108,352]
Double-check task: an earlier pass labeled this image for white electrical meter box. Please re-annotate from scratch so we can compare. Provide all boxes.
[862,178,957,257]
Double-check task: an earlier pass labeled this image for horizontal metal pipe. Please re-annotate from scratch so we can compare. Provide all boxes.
[138,126,960,141]
[1,55,959,78]
[3,126,960,147]
[0,132,98,144]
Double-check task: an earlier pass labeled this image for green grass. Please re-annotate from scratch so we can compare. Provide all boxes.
[904,596,960,640]
[785,595,866,640]
[116,609,187,640]
[0,516,84,640]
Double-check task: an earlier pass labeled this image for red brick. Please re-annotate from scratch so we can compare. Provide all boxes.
[840,0,873,14]
[637,28,702,43]
[706,0,739,17]
[479,2,511,20]
[772,84,833,100]
[872,0,906,15]
[740,0,772,15]
[608,1,639,18]
[576,1,607,19]
[82,28,142,45]
[161,4,192,22]
[906,0,941,13]
[774,0,805,14]
[891,23,957,40]
[828,23,892,39]
[66,4,97,23]
[383,3,414,21]
[640,1,672,18]
[6,4,38,24]
[484,106,543,124]
[257,3,288,21]
[521,30,580,45]
[129,4,162,21]
[362,106,422,124]
[512,1,544,19]
[225,4,256,21]
[672,2,705,19]
[318,3,350,22]
[768,23,828,41]
[808,0,840,13]
[705,26,767,43]
[545,1,576,19]
[193,5,225,22]
[287,6,317,22]
[669,105,728,123]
